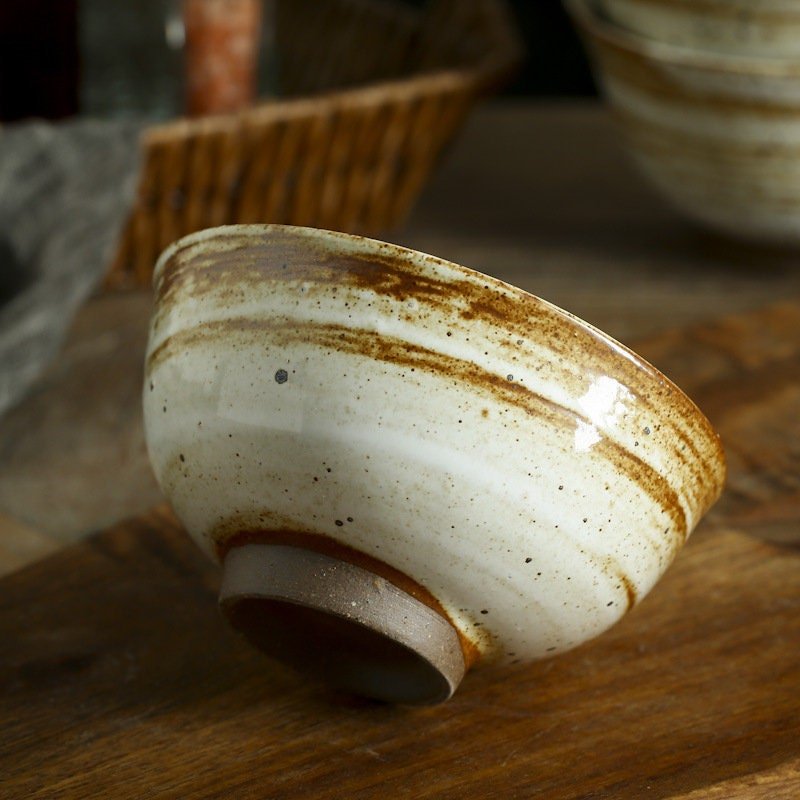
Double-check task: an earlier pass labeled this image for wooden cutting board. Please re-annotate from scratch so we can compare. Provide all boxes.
[2,301,799,799]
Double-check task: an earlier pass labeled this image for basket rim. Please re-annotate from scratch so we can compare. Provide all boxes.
[142,68,480,144]
[142,0,524,144]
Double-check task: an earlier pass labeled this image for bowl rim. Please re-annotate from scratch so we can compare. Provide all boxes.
[564,0,800,78]
[154,224,724,473]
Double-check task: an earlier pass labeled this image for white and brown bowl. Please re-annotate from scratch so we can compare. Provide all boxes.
[143,225,725,704]
[568,0,800,245]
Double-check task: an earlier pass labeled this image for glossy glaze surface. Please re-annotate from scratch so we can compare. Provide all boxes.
[143,225,725,663]
[569,0,800,245]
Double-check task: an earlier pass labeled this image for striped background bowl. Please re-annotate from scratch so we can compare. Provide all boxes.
[568,0,800,245]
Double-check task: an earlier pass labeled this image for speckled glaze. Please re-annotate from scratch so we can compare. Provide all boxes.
[143,225,725,666]
[568,0,800,245]
[602,0,800,58]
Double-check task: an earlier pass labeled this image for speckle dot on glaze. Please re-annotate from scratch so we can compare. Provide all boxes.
[335,519,344,527]
[275,369,288,384]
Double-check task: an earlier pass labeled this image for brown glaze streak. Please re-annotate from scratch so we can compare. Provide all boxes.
[618,108,800,162]
[149,317,691,543]
[155,233,475,309]
[618,571,638,611]
[597,38,800,118]
[214,526,481,668]
[597,554,639,612]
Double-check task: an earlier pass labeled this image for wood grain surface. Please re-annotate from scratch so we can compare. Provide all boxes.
[2,299,800,798]
[1,508,797,799]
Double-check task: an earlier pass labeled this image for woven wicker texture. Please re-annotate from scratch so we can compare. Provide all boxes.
[107,0,521,287]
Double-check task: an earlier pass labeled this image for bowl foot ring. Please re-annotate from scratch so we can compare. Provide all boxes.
[219,543,465,704]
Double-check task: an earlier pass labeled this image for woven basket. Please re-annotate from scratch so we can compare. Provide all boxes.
[106,0,522,288]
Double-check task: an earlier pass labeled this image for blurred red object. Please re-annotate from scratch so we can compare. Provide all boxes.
[183,0,263,116]
[0,0,79,121]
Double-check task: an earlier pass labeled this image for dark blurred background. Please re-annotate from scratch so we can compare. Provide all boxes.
[0,0,595,122]
[493,2,597,97]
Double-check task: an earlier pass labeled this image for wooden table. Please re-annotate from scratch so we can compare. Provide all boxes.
[1,102,799,797]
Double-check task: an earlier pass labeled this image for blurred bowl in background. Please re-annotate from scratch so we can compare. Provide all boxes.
[601,0,800,58]
[567,0,800,246]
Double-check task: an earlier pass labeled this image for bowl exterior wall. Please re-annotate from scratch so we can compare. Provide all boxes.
[144,226,724,662]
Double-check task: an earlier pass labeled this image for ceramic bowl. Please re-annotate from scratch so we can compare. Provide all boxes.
[568,0,800,245]
[143,225,725,704]
[602,0,800,58]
